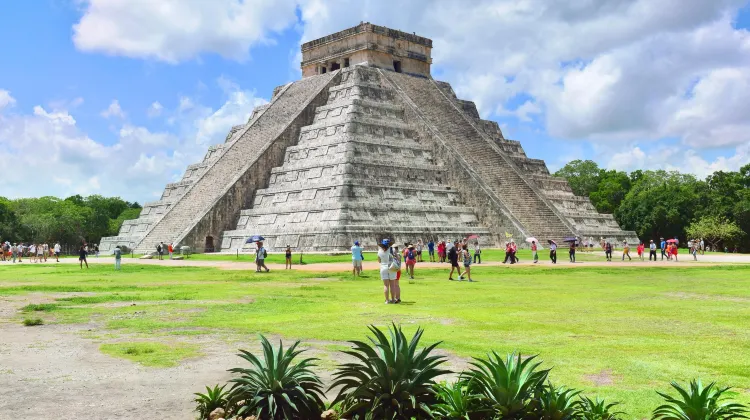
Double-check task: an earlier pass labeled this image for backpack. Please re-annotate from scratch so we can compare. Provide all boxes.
[388,250,401,272]
[156,244,162,252]
[407,249,415,260]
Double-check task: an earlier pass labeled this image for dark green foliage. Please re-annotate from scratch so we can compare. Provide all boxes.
[431,381,486,420]
[330,323,450,419]
[194,384,228,420]
[579,396,624,420]
[533,383,582,420]
[20,303,58,312]
[463,352,549,419]
[23,318,44,326]
[652,380,748,420]
[227,335,325,419]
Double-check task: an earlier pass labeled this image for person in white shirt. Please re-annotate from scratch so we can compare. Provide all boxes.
[29,244,37,263]
[377,240,397,304]
[649,240,657,261]
[549,242,557,264]
[43,243,49,262]
[53,242,61,262]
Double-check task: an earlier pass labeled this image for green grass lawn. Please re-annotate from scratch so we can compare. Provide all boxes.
[1,263,748,417]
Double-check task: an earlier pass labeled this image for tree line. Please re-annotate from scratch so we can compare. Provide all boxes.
[0,195,141,245]
[554,160,750,251]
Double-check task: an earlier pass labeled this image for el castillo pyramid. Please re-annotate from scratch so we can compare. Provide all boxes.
[99,22,637,254]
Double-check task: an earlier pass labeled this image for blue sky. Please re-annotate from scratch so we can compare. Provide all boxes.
[1,0,749,203]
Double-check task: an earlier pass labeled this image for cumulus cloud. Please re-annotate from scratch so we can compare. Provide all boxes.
[100,99,125,119]
[0,89,16,110]
[72,0,299,63]
[147,101,163,118]
[0,82,267,203]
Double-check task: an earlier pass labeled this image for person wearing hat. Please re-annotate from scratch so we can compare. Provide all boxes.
[377,239,397,303]
[404,244,417,279]
[285,244,292,269]
[351,241,363,276]
[659,237,666,260]
[649,240,657,261]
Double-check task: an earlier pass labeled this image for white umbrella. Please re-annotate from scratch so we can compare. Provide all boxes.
[525,237,538,244]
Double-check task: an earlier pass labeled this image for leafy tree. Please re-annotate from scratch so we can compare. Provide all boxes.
[554,160,602,197]
[686,216,745,251]
[590,170,631,214]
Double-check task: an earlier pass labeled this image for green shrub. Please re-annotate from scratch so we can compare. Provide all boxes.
[431,381,487,420]
[194,384,228,420]
[20,303,57,312]
[533,383,582,420]
[463,352,549,419]
[652,379,748,420]
[227,335,325,419]
[330,323,450,419]
[23,318,44,326]
[579,396,624,420]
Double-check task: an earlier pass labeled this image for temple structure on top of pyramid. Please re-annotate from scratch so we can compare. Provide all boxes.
[99,22,637,254]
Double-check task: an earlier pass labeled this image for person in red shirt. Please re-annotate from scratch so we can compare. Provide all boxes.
[437,241,446,263]
[404,244,417,279]
[637,242,645,261]
[168,243,174,260]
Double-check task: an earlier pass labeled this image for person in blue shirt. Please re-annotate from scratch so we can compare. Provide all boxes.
[660,237,666,260]
[351,241,363,276]
[427,239,435,262]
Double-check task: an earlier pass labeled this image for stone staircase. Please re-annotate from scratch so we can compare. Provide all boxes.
[120,72,339,253]
[383,70,576,244]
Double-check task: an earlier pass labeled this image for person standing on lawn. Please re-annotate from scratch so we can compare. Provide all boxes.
[168,243,174,260]
[569,241,576,263]
[462,244,473,281]
[156,242,163,260]
[391,245,402,303]
[447,240,463,280]
[377,240,396,304]
[473,241,481,264]
[78,245,88,269]
[605,241,613,261]
[404,244,417,279]
[351,241,363,276]
[549,241,557,264]
[113,245,122,270]
[416,239,424,263]
[437,240,445,263]
[54,242,61,262]
[427,239,435,262]
[285,244,293,269]
[531,240,539,263]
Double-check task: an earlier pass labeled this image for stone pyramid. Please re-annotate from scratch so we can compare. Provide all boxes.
[99,22,636,254]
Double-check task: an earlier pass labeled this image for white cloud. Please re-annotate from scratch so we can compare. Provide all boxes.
[147,101,163,118]
[100,99,125,119]
[0,89,16,110]
[0,82,267,203]
[72,0,299,63]
[606,143,750,178]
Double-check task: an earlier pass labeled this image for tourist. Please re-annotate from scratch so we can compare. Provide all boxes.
[168,243,174,260]
[94,244,99,258]
[531,240,539,263]
[54,242,61,262]
[255,241,269,272]
[113,245,122,270]
[462,244,473,281]
[700,238,705,255]
[427,239,435,262]
[377,240,396,304]
[569,241,576,263]
[549,241,557,264]
[351,241,363,276]
[473,241,481,264]
[660,237,666,260]
[437,240,445,263]
[11,243,17,263]
[692,243,698,261]
[404,244,416,279]
[447,240,463,280]
[36,243,43,262]
[79,245,88,269]
[503,242,512,264]
[29,243,37,263]
[156,242,163,260]
[416,239,424,263]
[605,241,613,261]
[285,244,293,269]
[622,241,632,261]
[671,242,679,261]
[42,242,49,262]
[637,241,645,261]
[510,240,519,264]
[649,240,657,261]
[445,240,455,262]
[391,245,402,303]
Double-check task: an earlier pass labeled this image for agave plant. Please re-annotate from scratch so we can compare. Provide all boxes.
[430,381,488,420]
[227,335,325,419]
[462,352,549,419]
[579,396,624,420]
[532,382,582,420]
[329,323,451,419]
[194,384,228,420]
[652,379,748,420]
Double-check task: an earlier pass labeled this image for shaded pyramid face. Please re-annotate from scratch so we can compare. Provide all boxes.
[220,67,490,251]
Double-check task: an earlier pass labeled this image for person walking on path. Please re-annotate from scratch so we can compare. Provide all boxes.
[391,245,402,303]
[649,240,657,261]
[377,240,396,304]
[11,243,17,263]
[113,245,122,270]
[569,241,576,263]
[36,243,43,262]
[700,238,705,255]
[285,244,293,269]
[43,242,49,262]
[549,241,557,264]
[404,244,417,279]
[255,241,269,272]
[531,240,539,263]
[351,241,363,276]
[79,245,88,269]
[660,238,666,260]
[671,243,679,261]
[54,242,61,262]
[473,241,481,264]
[605,241,613,261]
[622,241,632,261]
[427,239,435,262]
[637,242,645,261]
[691,242,698,261]
[462,244,474,281]
[448,240,463,280]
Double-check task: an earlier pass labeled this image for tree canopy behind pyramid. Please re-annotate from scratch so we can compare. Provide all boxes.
[99,22,636,254]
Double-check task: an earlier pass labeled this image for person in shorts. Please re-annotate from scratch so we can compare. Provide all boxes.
[255,241,269,272]
[351,241,363,276]
[462,244,473,281]
[285,244,293,269]
[156,243,163,260]
[404,244,416,279]
[79,245,88,269]
[54,242,61,262]
[427,239,435,262]
[447,240,463,280]
[377,240,396,304]
[416,240,423,262]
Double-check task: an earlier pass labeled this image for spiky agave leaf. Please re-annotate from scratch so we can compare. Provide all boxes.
[462,351,549,419]
[579,396,625,420]
[652,379,748,420]
[532,382,582,420]
[430,380,488,420]
[329,323,451,419]
[227,334,325,419]
[194,384,228,419]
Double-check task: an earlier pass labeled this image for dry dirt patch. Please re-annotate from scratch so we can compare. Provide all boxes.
[584,369,619,387]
